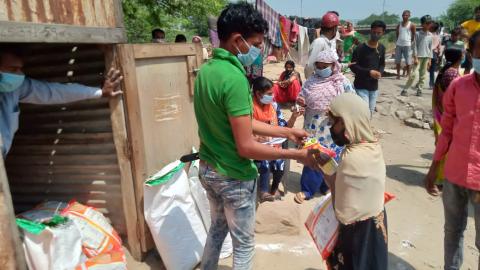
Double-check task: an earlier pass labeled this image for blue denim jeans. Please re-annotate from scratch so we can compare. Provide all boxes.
[199,162,256,270]
[442,179,480,270]
[356,89,378,114]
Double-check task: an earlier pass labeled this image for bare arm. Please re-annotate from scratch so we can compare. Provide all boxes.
[252,119,309,144]
[396,24,400,41]
[411,23,416,43]
[230,116,317,166]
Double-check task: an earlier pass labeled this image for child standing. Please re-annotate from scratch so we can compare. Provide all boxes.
[401,15,433,97]
[252,77,303,202]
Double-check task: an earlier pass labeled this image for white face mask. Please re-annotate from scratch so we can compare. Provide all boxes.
[153,38,165,43]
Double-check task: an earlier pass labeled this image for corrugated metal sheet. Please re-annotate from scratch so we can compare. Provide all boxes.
[4,44,127,235]
[0,0,117,27]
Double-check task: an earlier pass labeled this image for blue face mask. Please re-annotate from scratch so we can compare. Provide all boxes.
[236,37,261,67]
[473,58,480,74]
[0,72,25,93]
[260,94,274,105]
[315,66,333,78]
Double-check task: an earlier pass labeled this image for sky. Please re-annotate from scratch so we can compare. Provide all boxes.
[248,0,455,21]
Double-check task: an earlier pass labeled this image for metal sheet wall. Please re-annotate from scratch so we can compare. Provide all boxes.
[4,44,127,235]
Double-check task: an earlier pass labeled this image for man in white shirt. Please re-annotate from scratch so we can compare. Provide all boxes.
[395,10,416,79]
[305,12,340,79]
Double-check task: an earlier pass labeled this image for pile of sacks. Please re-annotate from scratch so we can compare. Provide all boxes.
[16,201,126,270]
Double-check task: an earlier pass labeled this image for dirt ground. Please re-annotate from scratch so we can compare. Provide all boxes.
[126,62,479,269]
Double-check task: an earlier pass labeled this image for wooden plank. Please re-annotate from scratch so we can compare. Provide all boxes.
[113,0,125,29]
[17,119,112,134]
[106,44,143,260]
[10,184,121,194]
[133,44,198,59]
[117,44,151,253]
[0,138,27,270]
[0,21,126,43]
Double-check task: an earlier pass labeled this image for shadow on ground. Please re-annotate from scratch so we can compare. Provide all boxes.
[389,252,416,270]
[386,164,428,187]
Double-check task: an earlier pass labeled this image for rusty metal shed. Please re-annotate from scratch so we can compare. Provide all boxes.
[0,1,203,268]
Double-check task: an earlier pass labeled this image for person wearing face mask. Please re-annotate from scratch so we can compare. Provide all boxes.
[151,28,166,43]
[424,30,480,270]
[350,20,386,115]
[193,3,319,269]
[272,60,302,103]
[402,15,433,97]
[460,6,480,75]
[0,45,123,158]
[304,12,340,79]
[317,93,387,270]
[251,77,304,202]
[294,50,354,204]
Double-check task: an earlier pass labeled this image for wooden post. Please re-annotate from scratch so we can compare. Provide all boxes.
[0,138,27,270]
[103,45,143,260]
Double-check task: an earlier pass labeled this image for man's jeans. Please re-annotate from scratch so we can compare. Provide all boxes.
[443,179,480,270]
[356,89,378,114]
[199,162,256,270]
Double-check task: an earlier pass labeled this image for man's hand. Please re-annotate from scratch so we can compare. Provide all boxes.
[102,68,123,98]
[369,70,382,80]
[286,128,309,145]
[414,57,419,66]
[295,149,320,170]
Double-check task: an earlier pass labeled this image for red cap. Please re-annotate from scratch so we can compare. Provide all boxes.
[321,12,340,28]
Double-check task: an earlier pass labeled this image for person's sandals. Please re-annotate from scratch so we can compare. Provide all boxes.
[260,192,275,203]
[400,90,408,96]
[416,90,423,97]
[294,192,306,204]
[273,190,282,201]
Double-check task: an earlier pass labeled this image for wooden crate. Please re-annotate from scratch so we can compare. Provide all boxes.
[0,0,125,43]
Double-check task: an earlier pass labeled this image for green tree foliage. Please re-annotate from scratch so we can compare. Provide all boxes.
[440,0,479,31]
[122,0,228,43]
[357,12,400,26]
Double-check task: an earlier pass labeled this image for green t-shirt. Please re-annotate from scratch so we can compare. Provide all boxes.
[194,48,258,181]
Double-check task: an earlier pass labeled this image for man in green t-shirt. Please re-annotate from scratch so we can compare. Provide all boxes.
[194,3,317,269]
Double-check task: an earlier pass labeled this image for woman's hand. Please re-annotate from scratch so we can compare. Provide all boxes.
[296,96,306,107]
[291,105,305,118]
[424,161,440,196]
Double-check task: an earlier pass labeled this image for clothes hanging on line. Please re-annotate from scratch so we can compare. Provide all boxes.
[256,0,281,45]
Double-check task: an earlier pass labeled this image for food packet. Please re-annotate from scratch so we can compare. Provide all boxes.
[302,138,338,176]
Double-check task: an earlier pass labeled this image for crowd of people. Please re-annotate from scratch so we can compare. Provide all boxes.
[2,1,480,270]
[192,2,480,270]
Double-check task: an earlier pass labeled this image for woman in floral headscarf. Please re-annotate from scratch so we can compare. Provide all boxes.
[294,49,354,204]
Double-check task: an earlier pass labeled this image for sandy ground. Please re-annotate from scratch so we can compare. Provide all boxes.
[126,62,479,269]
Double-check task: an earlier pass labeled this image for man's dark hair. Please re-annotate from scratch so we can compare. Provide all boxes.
[451,27,463,36]
[328,11,340,17]
[371,20,386,31]
[175,34,187,43]
[421,15,432,25]
[252,77,273,94]
[0,44,26,64]
[469,30,480,52]
[431,22,440,32]
[151,28,165,39]
[217,2,268,41]
[475,5,480,13]
[285,60,295,69]
[403,10,411,15]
